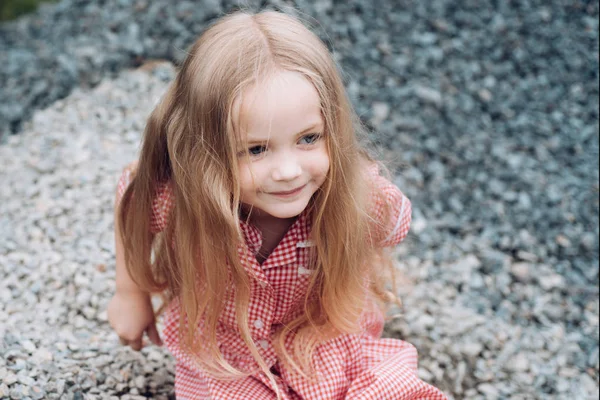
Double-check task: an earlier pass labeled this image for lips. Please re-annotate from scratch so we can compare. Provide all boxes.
[269,184,306,196]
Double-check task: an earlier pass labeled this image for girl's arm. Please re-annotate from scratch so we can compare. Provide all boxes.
[114,188,144,293]
[108,162,162,350]
[367,164,412,247]
[113,161,145,293]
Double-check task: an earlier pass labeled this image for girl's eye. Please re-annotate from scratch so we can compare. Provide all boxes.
[248,145,267,156]
[298,133,321,145]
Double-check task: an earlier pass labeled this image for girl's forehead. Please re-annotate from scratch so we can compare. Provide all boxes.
[233,71,323,139]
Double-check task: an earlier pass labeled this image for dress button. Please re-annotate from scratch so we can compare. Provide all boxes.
[253,319,264,329]
[257,340,269,350]
[298,266,312,275]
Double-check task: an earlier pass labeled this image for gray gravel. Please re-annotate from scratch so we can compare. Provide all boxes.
[0,0,598,399]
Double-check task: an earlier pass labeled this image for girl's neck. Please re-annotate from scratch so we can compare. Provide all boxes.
[242,207,298,264]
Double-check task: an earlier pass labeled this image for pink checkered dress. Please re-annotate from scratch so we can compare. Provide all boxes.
[116,165,447,400]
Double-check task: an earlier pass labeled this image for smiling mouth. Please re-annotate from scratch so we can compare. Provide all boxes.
[269,185,306,196]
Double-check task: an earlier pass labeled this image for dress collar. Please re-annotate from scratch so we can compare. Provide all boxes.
[238,208,312,267]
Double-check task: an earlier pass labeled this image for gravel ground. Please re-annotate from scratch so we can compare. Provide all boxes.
[0,0,598,399]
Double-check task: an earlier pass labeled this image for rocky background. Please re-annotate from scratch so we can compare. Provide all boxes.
[0,0,598,399]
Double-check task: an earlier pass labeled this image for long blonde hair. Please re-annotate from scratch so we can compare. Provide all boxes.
[118,9,397,384]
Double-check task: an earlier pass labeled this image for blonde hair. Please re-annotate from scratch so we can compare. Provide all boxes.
[118,9,398,387]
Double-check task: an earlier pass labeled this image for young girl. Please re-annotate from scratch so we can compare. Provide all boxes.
[108,10,448,400]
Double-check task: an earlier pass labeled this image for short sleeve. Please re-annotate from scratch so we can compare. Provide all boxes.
[115,164,174,234]
[150,182,174,233]
[116,163,136,205]
[367,164,412,247]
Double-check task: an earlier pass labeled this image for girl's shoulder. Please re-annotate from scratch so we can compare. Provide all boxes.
[150,180,175,233]
[116,161,138,201]
[116,162,174,234]
[364,162,412,247]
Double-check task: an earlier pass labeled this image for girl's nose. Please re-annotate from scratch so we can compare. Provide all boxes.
[272,154,302,181]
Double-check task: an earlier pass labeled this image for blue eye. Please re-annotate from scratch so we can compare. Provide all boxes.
[248,145,266,156]
[299,134,321,145]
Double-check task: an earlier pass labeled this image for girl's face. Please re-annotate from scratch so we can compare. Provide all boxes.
[236,71,330,221]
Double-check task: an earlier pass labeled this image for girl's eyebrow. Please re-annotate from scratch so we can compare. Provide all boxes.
[294,123,324,137]
[245,138,270,145]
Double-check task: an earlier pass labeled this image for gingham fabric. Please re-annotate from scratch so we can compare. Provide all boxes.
[116,165,447,400]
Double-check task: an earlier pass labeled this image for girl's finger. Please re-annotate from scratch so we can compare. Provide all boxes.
[146,323,163,346]
[129,338,143,351]
[119,337,128,346]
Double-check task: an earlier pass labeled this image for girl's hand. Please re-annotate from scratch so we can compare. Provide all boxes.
[107,290,163,351]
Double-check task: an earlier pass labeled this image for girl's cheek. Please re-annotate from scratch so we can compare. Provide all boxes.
[238,164,254,190]
[309,152,330,186]
[316,148,330,172]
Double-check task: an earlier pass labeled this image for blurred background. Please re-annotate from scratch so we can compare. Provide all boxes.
[0,0,598,399]
[0,0,57,22]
